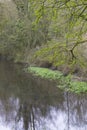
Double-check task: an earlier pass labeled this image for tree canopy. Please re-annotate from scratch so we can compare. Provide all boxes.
[0,0,87,67]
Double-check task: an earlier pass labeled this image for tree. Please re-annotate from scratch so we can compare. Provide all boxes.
[29,0,87,66]
[0,0,87,66]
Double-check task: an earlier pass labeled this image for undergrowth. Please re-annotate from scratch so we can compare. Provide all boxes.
[27,67,87,94]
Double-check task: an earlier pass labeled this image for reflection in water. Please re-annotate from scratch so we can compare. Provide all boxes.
[0,61,87,130]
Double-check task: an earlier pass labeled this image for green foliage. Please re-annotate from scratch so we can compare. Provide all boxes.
[27,67,87,94]
[0,0,87,68]
[0,0,51,61]
[69,81,87,93]
[59,76,87,94]
[27,67,63,80]
[34,41,75,66]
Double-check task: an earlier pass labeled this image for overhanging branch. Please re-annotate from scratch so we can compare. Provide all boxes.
[69,40,87,59]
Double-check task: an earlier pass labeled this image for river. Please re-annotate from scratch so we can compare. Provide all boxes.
[0,61,87,130]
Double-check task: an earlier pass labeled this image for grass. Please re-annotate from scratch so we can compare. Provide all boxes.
[27,67,87,94]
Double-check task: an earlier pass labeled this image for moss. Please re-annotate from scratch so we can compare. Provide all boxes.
[27,67,87,94]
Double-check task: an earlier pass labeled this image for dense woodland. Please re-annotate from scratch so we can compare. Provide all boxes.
[0,0,87,76]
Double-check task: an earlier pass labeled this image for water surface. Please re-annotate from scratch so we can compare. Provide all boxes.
[0,61,87,130]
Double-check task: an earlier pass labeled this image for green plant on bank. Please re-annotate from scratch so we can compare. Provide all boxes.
[69,81,87,93]
[58,77,87,94]
[27,67,87,94]
[28,67,63,80]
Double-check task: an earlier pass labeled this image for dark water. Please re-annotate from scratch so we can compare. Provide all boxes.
[0,61,87,130]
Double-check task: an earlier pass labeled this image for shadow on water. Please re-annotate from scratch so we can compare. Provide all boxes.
[0,61,87,130]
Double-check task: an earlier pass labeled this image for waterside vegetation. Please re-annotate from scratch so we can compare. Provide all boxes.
[27,67,87,93]
[0,0,87,93]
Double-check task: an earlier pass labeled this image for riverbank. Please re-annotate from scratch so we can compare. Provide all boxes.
[0,54,87,94]
[26,66,87,93]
